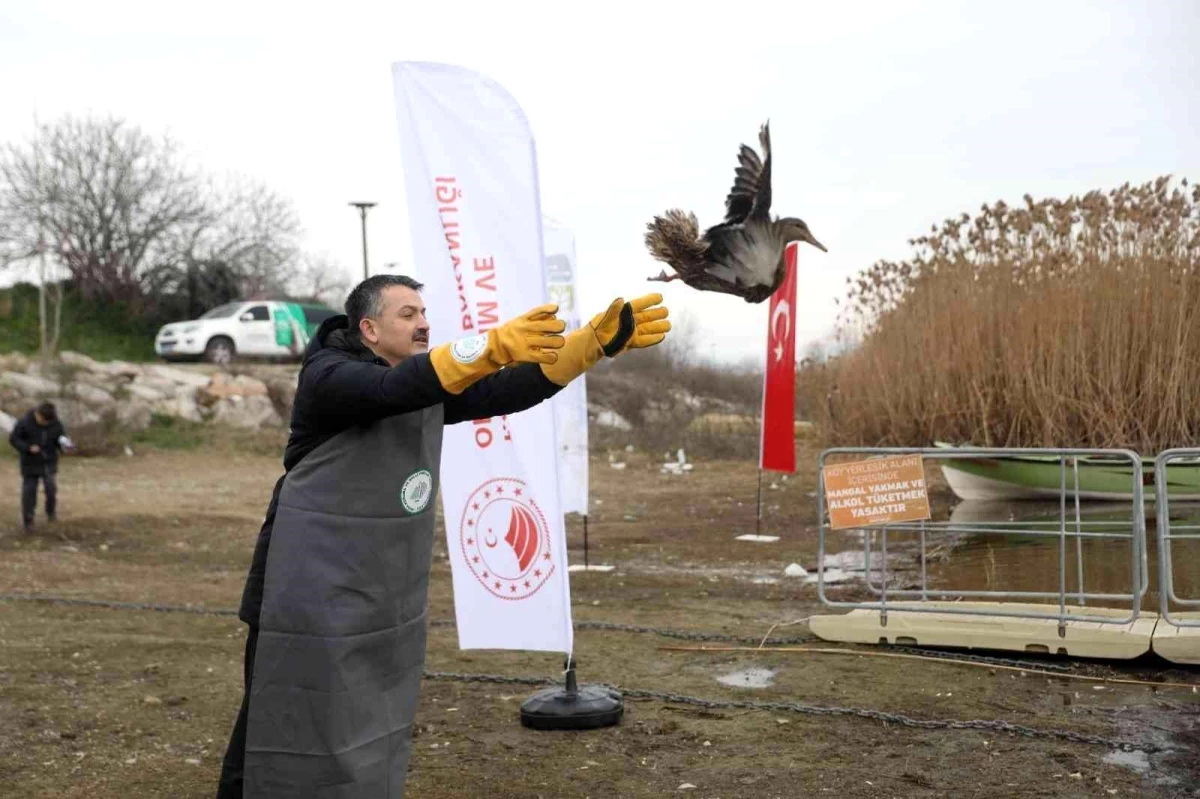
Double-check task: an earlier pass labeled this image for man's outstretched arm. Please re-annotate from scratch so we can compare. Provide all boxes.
[443,363,564,424]
[444,293,671,425]
[303,305,565,423]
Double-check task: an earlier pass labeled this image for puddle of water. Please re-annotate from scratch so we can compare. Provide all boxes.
[1102,749,1151,774]
[716,667,776,688]
[841,500,1200,609]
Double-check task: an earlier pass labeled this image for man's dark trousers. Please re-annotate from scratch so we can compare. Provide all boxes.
[21,468,56,528]
[215,625,258,799]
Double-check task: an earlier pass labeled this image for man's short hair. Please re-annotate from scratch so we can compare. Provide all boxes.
[36,401,56,421]
[345,275,424,333]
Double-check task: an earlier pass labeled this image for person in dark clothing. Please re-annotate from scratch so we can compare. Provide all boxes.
[215,274,670,799]
[9,401,74,532]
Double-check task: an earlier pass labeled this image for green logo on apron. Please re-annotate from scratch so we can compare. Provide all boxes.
[401,469,433,514]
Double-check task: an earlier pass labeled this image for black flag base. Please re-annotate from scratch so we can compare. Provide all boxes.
[519,658,623,731]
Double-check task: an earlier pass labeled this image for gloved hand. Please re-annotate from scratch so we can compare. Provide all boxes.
[541,293,671,387]
[618,293,672,354]
[430,303,566,394]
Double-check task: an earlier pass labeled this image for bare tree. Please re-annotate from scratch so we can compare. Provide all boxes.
[194,175,303,298]
[290,251,350,307]
[0,114,209,307]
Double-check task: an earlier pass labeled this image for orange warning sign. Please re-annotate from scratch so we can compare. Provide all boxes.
[822,453,931,530]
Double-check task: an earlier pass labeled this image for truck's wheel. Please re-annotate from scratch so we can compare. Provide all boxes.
[204,337,235,365]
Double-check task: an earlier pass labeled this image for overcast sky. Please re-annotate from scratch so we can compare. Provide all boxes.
[1,1,1196,364]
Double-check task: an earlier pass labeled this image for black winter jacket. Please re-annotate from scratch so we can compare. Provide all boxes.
[237,314,566,624]
[8,410,66,477]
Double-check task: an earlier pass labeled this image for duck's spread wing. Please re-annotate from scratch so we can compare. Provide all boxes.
[722,122,772,224]
[704,219,784,290]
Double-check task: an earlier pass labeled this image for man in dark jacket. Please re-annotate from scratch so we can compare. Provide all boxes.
[9,401,73,532]
[215,274,670,799]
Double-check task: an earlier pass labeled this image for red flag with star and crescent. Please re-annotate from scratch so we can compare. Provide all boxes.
[759,242,798,473]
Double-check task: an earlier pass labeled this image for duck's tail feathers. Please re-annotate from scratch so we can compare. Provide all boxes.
[644,209,707,265]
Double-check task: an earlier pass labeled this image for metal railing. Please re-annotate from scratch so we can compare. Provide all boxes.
[816,447,1149,635]
[1154,448,1200,628]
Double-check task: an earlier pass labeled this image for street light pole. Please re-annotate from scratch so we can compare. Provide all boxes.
[349,202,376,280]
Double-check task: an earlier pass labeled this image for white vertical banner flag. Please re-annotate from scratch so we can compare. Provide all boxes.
[392,61,573,655]
[542,216,589,517]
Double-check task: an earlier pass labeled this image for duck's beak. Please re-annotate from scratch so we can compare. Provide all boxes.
[804,232,828,252]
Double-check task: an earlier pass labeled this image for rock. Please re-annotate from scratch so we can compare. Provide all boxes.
[0,409,14,434]
[58,351,103,372]
[66,383,115,407]
[0,351,31,373]
[153,394,204,424]
[44,398,102,426]
[144,364,213,389]
[128,383,167,403]
[784,562,808,577]
[211,395,282,428]
[264,377,297,418]
[92,360,142,379]
[0,371,59,397]
[117,400,155,431]
[200,373,269,404]
[133,375,184,395]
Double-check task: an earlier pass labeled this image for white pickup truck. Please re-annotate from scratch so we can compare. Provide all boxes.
[154,300,339,364]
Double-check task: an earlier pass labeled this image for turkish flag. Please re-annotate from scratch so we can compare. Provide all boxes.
[759,242,798,473]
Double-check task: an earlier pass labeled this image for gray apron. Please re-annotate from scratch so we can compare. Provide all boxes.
[245,405,444,798]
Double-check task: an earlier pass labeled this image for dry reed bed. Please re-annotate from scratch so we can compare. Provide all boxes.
[803,175,1200,452]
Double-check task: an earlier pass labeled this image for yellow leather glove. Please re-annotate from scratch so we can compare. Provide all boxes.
[540,293,671,387]
[430,303,566,394]
[619,293,672,354]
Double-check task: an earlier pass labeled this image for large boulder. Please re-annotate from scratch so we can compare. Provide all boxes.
[0,408,14,434]
[0,371,59,398]
[43,397,103,427]
[144,364,214,389]
[128,382,169,403]
[58,351,104,372]
[132,374,186,395]
[154,394,205,424]
[92,360,143,380]
[116,399,156,431]
[0,352,31,373]
[66,382,115,408]
[263,376,298,420]
[198,373,269,406]
[210,394,283,428]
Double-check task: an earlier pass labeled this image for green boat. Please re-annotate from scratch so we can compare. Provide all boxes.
[932,442,1200,502]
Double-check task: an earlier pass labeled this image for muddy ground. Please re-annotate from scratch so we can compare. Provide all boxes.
[1,435,1198,798]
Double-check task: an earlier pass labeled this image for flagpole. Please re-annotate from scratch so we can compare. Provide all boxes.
[755,467,764,537]
[756,284,770,537]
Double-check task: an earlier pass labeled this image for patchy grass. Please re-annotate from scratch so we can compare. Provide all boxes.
[130,415,208,451]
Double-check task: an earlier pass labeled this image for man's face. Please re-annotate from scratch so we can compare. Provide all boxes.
[359,286,430,366]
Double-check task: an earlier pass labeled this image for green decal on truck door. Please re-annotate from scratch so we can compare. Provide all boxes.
[273,304,311,353]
